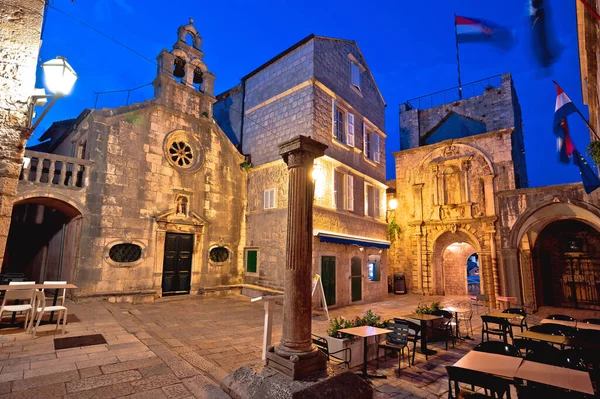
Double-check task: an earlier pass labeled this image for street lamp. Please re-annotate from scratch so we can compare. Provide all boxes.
[386,198,398,223]
[26,56,78,135]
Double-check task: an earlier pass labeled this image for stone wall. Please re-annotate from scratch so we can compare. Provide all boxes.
[440,242,473,296]
[0,1,44,264]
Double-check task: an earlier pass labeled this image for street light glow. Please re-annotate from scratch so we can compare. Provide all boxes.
[388,198,398,211]
[42,56,78,96]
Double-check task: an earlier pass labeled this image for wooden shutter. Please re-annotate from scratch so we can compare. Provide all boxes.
[246,250,257,273]
[374,134,380,163]
[270,189,275,209]
[364,184,369,216]
[331,98,337,139]
[374,188,381,218]
[347,113,355,147]
[263,190,269,209]
[362,123,366,153]
[346,174,354,211]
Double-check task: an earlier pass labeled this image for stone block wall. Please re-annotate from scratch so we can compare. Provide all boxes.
[0,1,44,264]
[213,85,243,147]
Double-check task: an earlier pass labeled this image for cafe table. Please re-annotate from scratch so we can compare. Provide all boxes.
[0,284,77,324]
[403,313,443,355]
[514,330,569,348]
[453,351,524,379]
[515,360,594,395]
[444,306,472,340]
[338,326,391,379]
[540,318,578,328]
[486,311,523,320]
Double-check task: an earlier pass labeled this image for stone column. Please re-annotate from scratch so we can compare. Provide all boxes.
[266,135,326,380]
[0,1,45,265]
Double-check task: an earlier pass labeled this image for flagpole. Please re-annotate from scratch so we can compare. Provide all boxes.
[454,13,463,100]
[576,108,600,142]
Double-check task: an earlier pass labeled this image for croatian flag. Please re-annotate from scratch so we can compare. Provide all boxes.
[455,15,513,48]
[553,82,578,135]
[557,118,576,163]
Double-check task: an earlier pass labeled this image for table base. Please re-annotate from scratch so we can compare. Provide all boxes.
[356,371,387,379]
[416,348,437,356]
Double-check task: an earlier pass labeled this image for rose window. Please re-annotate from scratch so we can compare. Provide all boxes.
[169,141,193,167]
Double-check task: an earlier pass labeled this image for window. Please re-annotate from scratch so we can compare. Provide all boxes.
[334,170,354,211]
[364,184,374,217]
[245,248,259,274]
[109,244,142,263]
[374,188,381,218]
[350,61,361,91]
[209,247,229,263]
[264,188,276,209]
[368,254,381,281]
[333,102,346,143]
[347,113,355,147]
[364,127,380,163]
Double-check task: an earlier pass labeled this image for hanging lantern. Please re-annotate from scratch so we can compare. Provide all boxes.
[193,67,203,84]
[173,57,186,79]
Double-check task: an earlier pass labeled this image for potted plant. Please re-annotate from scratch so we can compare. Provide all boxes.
[325,310,387,369]
[587,141,600,167]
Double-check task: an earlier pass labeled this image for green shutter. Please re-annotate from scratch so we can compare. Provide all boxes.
[246,250,257,273]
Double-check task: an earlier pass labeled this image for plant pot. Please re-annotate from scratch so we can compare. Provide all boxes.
[325,335,381,369]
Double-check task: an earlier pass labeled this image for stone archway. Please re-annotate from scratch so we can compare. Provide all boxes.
[2,197,83,284]
[432,230,481,296]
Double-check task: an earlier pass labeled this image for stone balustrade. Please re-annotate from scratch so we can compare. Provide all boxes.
[20,150,93,190]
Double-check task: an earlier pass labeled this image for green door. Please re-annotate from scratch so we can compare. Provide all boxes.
[321,256,336,306]
[351,257,362,302]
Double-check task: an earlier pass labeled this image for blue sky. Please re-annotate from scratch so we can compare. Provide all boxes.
[35,0,588,187]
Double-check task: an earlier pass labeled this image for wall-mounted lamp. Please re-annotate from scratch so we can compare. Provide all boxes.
[386,198,398,223]
[312,164,325,199]
[26,56,78,135]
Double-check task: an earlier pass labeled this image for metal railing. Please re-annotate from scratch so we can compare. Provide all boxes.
[404,74,504,110]
[20,150,94,189]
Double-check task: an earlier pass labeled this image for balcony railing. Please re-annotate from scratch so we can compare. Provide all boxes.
[20,150,93,189]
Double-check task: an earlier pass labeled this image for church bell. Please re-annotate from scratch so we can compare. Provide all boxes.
[173,57,186,78]
[193,67,203,84]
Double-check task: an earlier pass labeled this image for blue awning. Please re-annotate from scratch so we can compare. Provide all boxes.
[315,231,390,249]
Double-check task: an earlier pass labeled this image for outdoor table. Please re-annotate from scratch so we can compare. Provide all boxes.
[577,322,600,331]
[515,360,594,395]
[540,318,578,328]
[453,350,524,379]
[514,330,569,348]
[338,326,391,379]
[486,311,523,320]
[403,313,443,355]
[444,306,472,340]
[495,296,517,310]
[0,284,77,325]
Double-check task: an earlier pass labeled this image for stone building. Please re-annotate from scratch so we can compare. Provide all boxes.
[5,20,246,302]
[215,34,389,308]
[577,0,600,139]
[390,73,600,310]
[0,1,45,266]
[6,26,389,306]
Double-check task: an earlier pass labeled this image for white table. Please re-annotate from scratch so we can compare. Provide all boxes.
[515,360,594,395]
[453,351,523,379]
[339,326,391,379]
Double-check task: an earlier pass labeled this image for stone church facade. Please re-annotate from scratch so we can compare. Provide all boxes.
[6,23,389,307]
[390,73,600,310]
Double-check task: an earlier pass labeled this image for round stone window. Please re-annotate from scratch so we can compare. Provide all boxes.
[109,243,142,263]
[163,130,204,172]
[209,247,229,263]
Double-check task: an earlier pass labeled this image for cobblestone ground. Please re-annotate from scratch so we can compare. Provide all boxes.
[0,293,597,398]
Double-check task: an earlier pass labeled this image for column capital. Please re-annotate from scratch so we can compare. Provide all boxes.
[279,135,327,169]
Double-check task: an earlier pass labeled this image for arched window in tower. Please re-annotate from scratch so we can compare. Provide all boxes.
[193,67,203,92]
[173,57,186,83]
[442,166,461,205]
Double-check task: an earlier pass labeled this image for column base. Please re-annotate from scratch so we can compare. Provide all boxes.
[266,346,326,380]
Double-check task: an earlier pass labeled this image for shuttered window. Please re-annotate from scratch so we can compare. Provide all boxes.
[374,134,380,163]
[374,188,381,218]
[347,113,355,147]
[346,174,354,211]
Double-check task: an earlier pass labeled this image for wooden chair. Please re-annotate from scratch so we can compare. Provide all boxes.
[377,321,410,373]
[472,294,490,314]
[311,334,350,368]
[502,308,527,332]
[0,288,35,328]
[31,289,68,338]
[481,315,513,344]
[446,366,511,399]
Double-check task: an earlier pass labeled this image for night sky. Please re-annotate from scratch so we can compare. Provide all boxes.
[34,0,588,187]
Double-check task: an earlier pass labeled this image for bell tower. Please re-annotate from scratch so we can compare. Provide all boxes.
[154,19,216,116]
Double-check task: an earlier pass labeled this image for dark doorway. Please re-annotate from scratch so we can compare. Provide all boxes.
[321,256,336,306]
[351,257,362,302]
[2,200,81,283]
[532,220,600,309]
[467,253,480,295]
[162,233,193,295]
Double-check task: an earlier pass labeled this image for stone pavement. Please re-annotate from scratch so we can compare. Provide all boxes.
[0,293,597,398]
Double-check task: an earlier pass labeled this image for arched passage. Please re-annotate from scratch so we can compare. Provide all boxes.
[2,197,82,283]
[432,230,481,296]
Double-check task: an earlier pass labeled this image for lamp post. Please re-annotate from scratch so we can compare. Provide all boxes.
[386,198,398,223]
[26,56,78,135]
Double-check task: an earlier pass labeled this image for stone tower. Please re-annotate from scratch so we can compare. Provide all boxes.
[0,1,45,265]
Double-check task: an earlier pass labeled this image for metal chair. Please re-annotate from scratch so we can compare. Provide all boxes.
[502,307,528,332]
[457,300,474,339]
[516,384,594,399]
[547,314,576,322]
[30,290,68,338]
[481,315,513,344]
[472,294,490,314]
[377,321,410,373]
[431,310,456,350]
[446,366,511,399]
[473,341,521,357]
[513,338,553,356]
[0,288,35,328]
[530,323,576,337]
[580,318,600,325]
[394,318,423,365]
[311,334,350,368]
